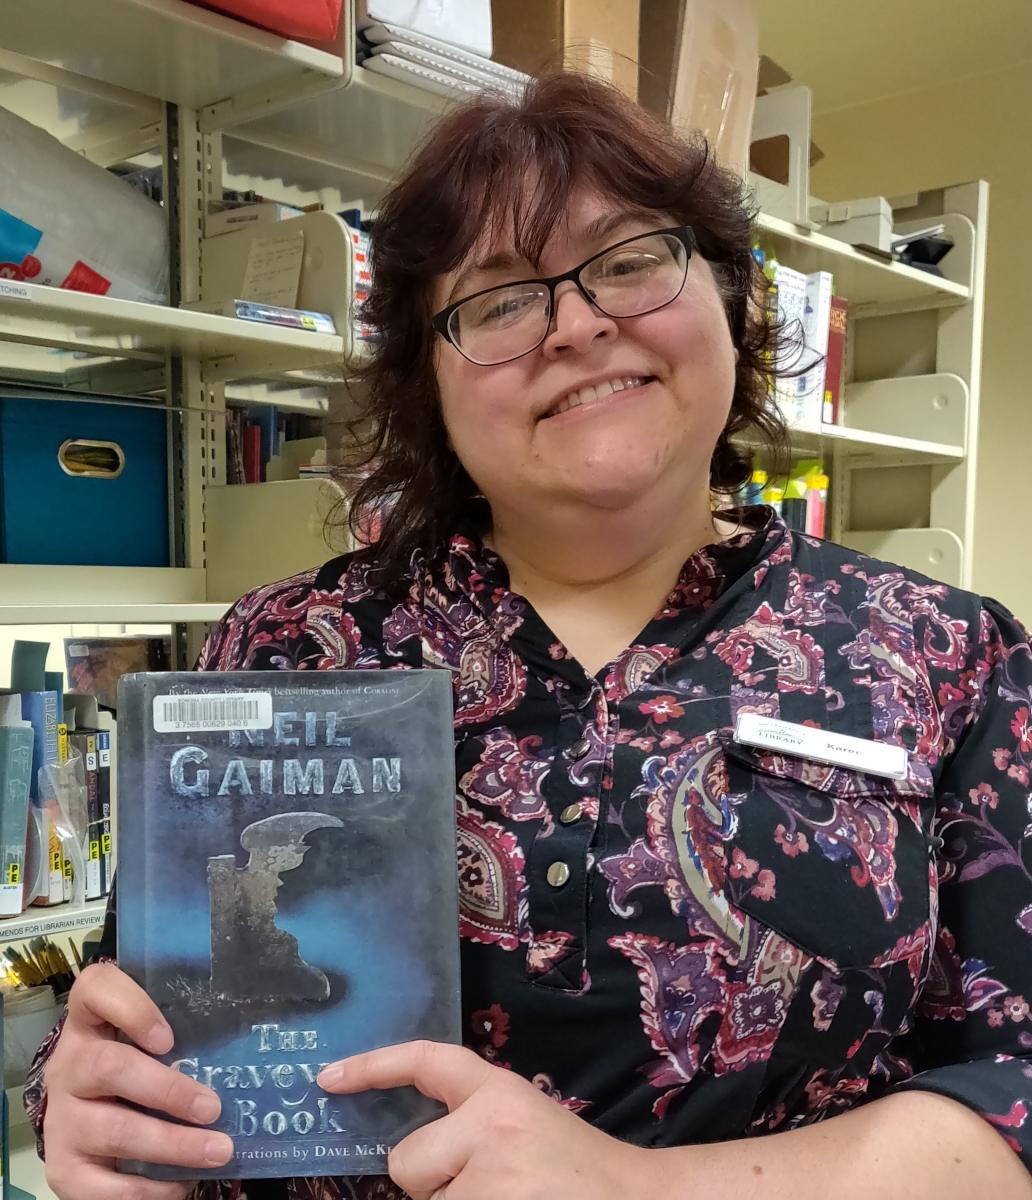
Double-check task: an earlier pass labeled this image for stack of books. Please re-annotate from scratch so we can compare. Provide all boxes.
[0,636,157,918]
[357,19,529,101]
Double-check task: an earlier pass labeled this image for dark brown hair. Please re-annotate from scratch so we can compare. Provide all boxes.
[338,71,789,574]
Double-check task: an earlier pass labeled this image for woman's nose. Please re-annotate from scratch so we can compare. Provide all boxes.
[540,282,618,359]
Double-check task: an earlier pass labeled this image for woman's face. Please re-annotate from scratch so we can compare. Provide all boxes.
[432,190,737,520]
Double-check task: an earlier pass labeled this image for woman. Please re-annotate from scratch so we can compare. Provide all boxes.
[28,73,1032,1200]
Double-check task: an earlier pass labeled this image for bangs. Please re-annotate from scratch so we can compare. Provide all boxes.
[384,74,719,284]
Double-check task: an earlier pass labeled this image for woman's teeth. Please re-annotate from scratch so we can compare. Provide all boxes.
[550,376,649,417]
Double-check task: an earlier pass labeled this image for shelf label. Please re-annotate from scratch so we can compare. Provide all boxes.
[0,280,32,301]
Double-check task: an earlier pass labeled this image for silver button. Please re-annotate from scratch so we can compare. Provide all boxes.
[559,803,581,825]
[566,737,591,759]
[546,861,571,887]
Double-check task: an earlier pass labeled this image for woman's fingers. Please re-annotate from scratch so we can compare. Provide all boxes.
[67,962,173,1053]
[73,1099,233,1168]
[68,1039,221,1124]
[45,1158,196,1200]
[386,1106,476,1198]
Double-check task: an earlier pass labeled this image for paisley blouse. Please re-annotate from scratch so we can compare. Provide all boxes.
[26,505,1032,1197]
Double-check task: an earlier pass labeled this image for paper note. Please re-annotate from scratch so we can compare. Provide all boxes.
[240,232,304,308]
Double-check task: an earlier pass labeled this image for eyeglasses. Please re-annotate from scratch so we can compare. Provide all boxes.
[431,226,696,366]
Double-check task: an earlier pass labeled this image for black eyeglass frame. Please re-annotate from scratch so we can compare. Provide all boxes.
[430,224,697,366]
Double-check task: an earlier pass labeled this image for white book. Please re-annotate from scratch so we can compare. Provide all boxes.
[797,271,835,427]
[772,263,809,427]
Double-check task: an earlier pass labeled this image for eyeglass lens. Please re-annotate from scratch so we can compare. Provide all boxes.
[448,231,689,365]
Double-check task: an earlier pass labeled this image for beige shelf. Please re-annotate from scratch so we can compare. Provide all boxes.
[0,0,342,111]
[790,420,965,465]
[0,603,230,625]
[0,281,347,382]
[0,897,107,942]
[0,564,205,608]
[224,67,449,202]
[756,212,971,313]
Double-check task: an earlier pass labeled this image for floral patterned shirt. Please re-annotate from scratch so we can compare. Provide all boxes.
[26,506,1032,1197]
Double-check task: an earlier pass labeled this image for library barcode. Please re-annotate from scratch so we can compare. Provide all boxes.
[153,691,273,733]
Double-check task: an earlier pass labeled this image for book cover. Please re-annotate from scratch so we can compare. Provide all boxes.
[823,296,849,424]
[798,270,834,426]
[771,263,809,426]
[0,726,33,917]
[115,670,460,1180]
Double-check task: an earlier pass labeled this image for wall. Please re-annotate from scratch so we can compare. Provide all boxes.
[808,62,1032,621]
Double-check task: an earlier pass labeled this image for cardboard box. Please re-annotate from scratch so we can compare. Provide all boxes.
[491,0,640,99]
[638,0,758,175]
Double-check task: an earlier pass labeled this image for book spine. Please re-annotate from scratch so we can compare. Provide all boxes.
[0,730,33,917]
[243,424,261,485]
[21,690,61,905]
[73,732,102,900]
[20,691,60,803]
[823,296,849,424]
[57,723,72,901]
[98,730,113,894]
[799,271,834,427]
[772,265,810,426]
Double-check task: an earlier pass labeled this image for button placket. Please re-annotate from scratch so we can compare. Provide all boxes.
[523,703,605,990]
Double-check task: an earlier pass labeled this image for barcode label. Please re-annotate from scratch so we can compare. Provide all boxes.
[153,692,273,732]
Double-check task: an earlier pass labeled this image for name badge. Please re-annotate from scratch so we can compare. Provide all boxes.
[734,712,909,781]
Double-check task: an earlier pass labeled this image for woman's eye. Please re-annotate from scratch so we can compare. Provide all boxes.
[473,292,536,324]
[599,252,660,280]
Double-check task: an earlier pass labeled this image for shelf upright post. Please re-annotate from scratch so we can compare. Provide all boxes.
[164,103,228,665]
[928,182,990,590]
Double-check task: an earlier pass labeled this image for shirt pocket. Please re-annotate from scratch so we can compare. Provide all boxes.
[720,736,934,971]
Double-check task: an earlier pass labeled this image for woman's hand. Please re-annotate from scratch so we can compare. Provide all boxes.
[42,961,233,1200]
[317,1040,657,1200]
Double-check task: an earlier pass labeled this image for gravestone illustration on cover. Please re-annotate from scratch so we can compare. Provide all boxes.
[208,813,345,1004]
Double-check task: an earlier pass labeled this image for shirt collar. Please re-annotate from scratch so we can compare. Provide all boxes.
[439,503,788,619]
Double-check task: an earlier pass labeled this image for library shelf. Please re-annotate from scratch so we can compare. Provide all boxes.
[0,603,231,626]
[0,0,342,112]
[0,281,348,382]
[0,897,108,942]
[755,212,972,314]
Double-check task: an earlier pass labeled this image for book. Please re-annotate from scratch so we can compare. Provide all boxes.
[243,424,261,485]
[18,690,61,906]
[797,271,834,427]
[0,722,34,917]
[182,299,336,335]
[97,729,113,894]
[65,636,172,713]
[69,730,102,900]
[115,670,460,1181]
[771,263,809,427]
[823,296,848,424]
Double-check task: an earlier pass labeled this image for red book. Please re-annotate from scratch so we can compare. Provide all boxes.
[823,296,848,424]
[243,423,261,484]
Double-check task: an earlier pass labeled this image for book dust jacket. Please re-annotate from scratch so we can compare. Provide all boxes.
[116,670,460,1179]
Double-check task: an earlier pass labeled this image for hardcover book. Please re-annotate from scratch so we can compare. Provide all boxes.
[116,670,460,1180]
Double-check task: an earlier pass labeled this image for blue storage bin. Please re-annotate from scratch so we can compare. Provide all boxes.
[0,395,170,566]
